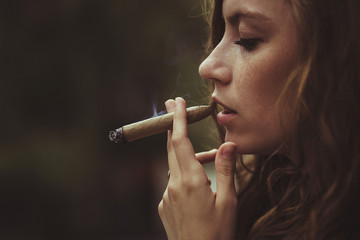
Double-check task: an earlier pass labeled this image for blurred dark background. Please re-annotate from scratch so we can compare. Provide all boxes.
[0,0,216,239]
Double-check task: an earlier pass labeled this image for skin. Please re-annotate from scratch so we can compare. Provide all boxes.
[200,0,299,154]
[158,0,300,239]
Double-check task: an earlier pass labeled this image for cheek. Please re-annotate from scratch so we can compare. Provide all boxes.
[229,49,298,152]
[237,45,298,107]
[233,58,284,112]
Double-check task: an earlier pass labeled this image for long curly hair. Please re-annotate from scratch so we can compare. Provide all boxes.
[202,0,360,239]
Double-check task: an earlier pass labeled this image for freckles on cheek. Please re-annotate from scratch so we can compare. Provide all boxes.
[239,60,282,106]
[234,42,298,113]
[254,52,292,96]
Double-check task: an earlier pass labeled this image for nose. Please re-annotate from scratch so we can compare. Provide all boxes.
[198,39,232,85]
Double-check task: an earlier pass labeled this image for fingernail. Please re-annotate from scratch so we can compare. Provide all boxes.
[175,97,181,106]
[221,145,236,159]
[165,100,175,112]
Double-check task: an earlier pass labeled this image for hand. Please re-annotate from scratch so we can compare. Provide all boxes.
[158,97,238,240]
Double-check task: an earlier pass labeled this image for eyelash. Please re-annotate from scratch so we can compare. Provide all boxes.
[234,38,262,51]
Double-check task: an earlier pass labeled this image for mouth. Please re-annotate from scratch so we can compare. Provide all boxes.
[222,106,237,114]
[213,97,238,125]
[213,98,237,114]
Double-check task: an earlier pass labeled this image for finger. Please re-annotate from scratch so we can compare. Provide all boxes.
[215,142,237,203]
[172,97,189,138]
[165,99,180,179]
[195,149,218,164]
[172,97,198,173]
[165,99,176,140]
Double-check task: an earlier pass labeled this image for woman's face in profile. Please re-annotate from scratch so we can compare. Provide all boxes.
[199,0,299,155]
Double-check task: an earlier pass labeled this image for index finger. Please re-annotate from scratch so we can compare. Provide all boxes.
[165,99,181,179]
[171,97,199,174]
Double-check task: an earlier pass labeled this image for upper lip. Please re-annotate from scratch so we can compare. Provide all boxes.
[212,96,237,113]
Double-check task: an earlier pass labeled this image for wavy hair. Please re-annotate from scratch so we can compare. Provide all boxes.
[202,0,360,239]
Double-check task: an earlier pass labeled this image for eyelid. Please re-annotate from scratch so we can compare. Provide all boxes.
[234,38,263,51]
[238,30,259,38]
[234,37,262,43]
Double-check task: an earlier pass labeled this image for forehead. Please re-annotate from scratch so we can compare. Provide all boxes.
[222,0,291,24]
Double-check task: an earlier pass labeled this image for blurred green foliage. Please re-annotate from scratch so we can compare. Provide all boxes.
[0,0,216,239]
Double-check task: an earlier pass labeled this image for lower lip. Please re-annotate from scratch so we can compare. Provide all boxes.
[217,111,237,125]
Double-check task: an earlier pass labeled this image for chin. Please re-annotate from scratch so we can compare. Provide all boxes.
[224,133,283,155]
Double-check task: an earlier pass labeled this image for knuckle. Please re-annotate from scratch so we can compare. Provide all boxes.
[181,178,193,191]
[162,190,168,201]
[170,135,183,147]
[158,201,163,211]
[181,175,203,193]
[158,201,164,217]
[217,164,234,177]
[167,183,179,201]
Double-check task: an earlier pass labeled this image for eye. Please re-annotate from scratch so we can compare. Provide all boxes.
[234,38,262,51]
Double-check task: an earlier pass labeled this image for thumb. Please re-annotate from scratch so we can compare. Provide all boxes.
[215,142,237,201]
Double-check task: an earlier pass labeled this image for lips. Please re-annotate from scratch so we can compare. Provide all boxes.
[213,98,237,114]
[213,98,238,125]
[223,107,237,114]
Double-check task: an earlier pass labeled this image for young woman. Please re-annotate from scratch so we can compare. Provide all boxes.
[158,0,360,239]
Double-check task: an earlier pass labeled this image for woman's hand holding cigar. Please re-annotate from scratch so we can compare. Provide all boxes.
[158,97,238,240]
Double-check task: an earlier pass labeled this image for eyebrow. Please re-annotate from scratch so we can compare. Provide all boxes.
[226,11,272,26]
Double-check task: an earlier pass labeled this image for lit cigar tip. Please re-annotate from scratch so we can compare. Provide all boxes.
[109,128,125,143]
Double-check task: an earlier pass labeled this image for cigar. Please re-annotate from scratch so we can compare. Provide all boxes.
[109,103,215,143]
